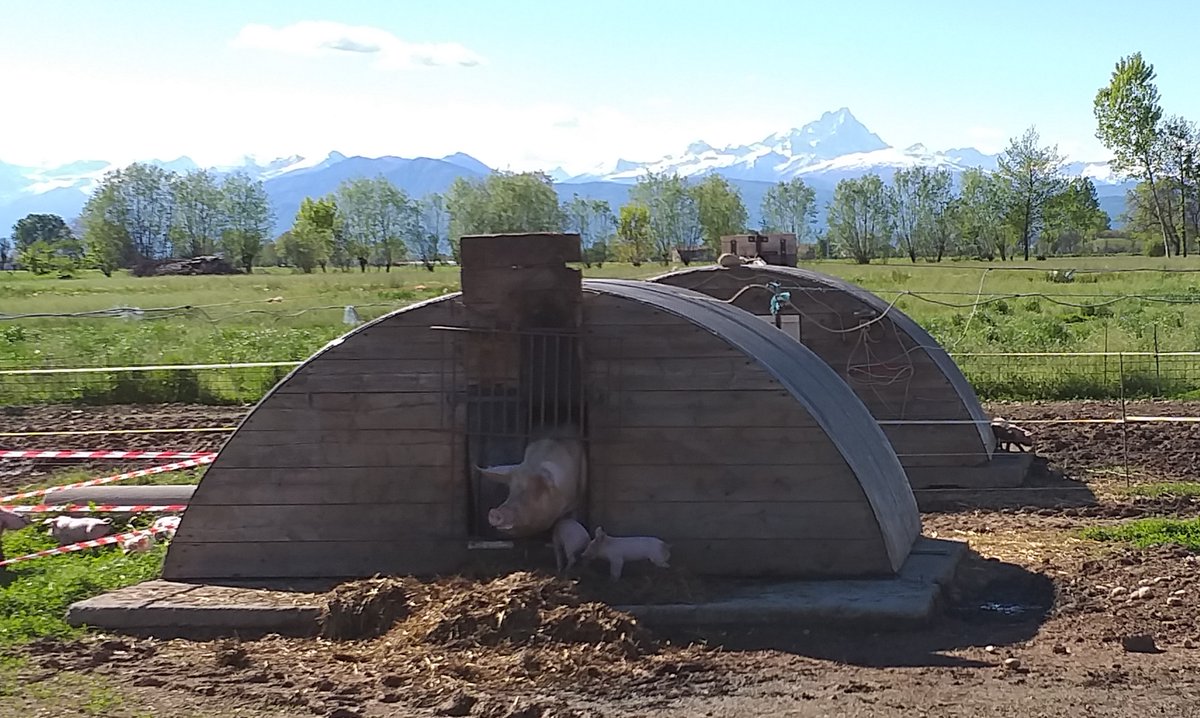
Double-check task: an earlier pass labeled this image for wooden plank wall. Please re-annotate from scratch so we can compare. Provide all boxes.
[654,270,989,469]
[581,293,895,577]
[163,297,469,580]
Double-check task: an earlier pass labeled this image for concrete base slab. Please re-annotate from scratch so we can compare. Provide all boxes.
[67,580,323,638]
[616,537,968,629]
[66,536,968,638]
[907,452,1034,490]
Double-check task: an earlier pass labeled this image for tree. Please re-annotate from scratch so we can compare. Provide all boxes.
[630,171,701,263]
[118,163,176,261]
[760,178,818,242]
[446,171,564,260]
[1161,116,1199,256]
[221,172,273,273]
[0,235,10,269]
[170,169,226,257]
[281,196,338,273]
[11,213,73,249]
[586,199,615,267]
[416,193,450,271]
[888,167,924,262]
[616,202,652,266]
[689,174,748,250]
[1122,179,1186,255]
[336,177,419,272]
[827,174,892,264]
[1043,178,1110,255]
[995,126,1066,260]
[920,168,957,261]
[955,168,1012,260]
[563,195,615,267]
[79,175,131,277]
[1094,52,1174,256]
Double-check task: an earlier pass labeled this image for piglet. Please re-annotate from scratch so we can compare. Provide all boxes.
[580,526,671,580]
[44,516,113,546]
[0,508,29,533]
[151,515,181,540]
[0,508,31,568]
[120,532,153,554]
[991,417,1034,452]
[552,517,591,574]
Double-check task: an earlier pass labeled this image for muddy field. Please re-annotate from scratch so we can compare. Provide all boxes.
[4,400,1200,717]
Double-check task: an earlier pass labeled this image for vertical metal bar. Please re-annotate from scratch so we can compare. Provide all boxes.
[526,332,533,438]
[553,331,561,429]
[540,331,548,431]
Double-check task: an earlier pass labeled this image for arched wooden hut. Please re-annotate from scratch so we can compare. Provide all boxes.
[651,265,1026,495]
[163,235,922,581]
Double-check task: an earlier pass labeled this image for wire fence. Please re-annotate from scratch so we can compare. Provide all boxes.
[954,351,1200,401]
[3,351,1200,405]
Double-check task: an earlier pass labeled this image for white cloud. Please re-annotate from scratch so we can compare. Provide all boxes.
[230,21,484,69]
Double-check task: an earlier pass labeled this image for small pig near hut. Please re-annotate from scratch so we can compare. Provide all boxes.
[580,526,671,580]
[991,417,1034,452]
[121,532,154,554]
[477,434,586,538]
[552,517,591,574]
[44,516,113,546]
[152,515,181,540]
[0,508,31,567]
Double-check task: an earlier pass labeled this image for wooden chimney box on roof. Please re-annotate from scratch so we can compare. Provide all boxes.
[459,232,583,269]
[459,233,583,331]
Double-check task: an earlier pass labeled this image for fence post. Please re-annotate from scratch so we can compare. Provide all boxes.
[1103,323,1109,388]
[1119,351,1130,488]
[1154,323,1161,396]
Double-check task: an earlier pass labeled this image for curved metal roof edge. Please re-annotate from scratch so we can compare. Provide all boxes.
[651,265,995,453]
[585,278,920,572]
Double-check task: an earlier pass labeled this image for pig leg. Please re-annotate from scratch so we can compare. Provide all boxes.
[608,556,624,580]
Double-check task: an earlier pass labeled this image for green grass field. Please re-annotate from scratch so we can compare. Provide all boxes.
[0,522,165,645]
[1081,517,1200,551]
[4,255,1200,402]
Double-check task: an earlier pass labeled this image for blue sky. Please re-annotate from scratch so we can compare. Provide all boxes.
[3,0,1199,172]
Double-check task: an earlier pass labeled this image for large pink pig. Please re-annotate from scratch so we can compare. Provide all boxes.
[476,435,586,538]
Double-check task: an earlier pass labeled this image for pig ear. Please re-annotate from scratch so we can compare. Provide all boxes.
[477,463,521,483]
[594,526,605,539]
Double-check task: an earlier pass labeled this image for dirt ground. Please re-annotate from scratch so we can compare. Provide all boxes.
[4,400,1200,717]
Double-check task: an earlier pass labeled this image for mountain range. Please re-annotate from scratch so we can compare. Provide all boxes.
[0,108,1133,239]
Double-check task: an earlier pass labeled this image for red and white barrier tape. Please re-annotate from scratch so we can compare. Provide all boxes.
[7,504,188,514]
[0,456,213,504]
[0,449,215,460]
[0,527,168,568]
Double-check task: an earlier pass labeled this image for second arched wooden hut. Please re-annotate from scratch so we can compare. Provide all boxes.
[652,265,1028,495]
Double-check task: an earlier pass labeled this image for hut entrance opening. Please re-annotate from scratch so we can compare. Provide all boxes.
[441,326,588,543]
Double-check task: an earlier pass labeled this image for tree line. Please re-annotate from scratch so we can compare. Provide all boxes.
[826,128,1109,264]
[2,164,274,276]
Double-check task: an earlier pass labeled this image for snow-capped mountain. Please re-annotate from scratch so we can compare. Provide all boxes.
[559,108,1120,187]
[0,107,1131,236]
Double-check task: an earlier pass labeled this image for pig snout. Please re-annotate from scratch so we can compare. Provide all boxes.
[488,507,516,531]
